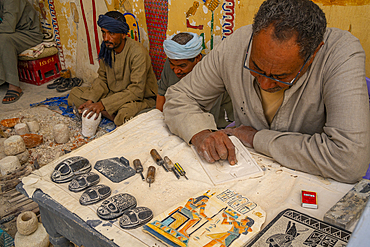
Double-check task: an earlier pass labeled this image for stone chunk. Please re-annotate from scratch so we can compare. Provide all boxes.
[0,156,21,175]
[17,211,38,236]
[53,124,70,144]
[0,138,5,153]
[4,135,26,156]
[26,121,40,133]
[14,123,30,135]
[0,117,20,128]
[16,150,30,165]
[15,222,49,247]
[21,134,43,148]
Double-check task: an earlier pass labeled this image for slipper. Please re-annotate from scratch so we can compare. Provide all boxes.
[97,193,137,220]
[119,207,153,230]
[68,172,100,192]
[51,156,91,183]
[79,184,112,205]
[56,77,83,92]
[47,77,65,89]
[2,90,23,104]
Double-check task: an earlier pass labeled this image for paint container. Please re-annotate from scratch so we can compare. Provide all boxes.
[81,110,101,137]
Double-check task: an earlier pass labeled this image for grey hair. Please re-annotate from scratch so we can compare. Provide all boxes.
[252,0,327,59]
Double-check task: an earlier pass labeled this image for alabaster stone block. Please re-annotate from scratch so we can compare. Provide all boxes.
[0,156,21,175]
[53,124,70,144]
[14,123,30,135]
[4,135,26,156]
[26,121,40,134]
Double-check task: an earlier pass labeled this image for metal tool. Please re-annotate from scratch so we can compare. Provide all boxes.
[150,149,169,172]
[146,166,156,187]
[72,102,82,121]
[174,162,188,180]
[133,159,145,180]
[164,156,180,179]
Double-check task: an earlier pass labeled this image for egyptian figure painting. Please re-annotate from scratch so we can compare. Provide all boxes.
[143,189,266,247]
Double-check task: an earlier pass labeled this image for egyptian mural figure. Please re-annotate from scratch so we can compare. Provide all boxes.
[204,209,255,247]
[156,190,216,239]
[143,189,266,247]
[175,190,216,238]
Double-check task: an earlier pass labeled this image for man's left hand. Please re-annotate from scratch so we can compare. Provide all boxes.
[221,125,258,148]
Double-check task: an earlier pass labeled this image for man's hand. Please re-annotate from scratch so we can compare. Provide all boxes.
[78,100,105,120]
[191,130,237,165]
[221,125,258,148]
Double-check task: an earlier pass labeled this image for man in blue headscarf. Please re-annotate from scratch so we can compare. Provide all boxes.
[68,11,157,126]
[156,32,234,128]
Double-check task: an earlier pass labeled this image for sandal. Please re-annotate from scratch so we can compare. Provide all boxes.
[97,193,137,220]
[47,77,65,89]
[119,207,153,229]
[56,77,83,92]
[80,184,112,205]
[68,172,100,192]
[2,90,23,104]
[51,156,91,183]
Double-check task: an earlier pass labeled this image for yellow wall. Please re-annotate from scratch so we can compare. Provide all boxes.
[31,0,370,80]
[168,0,370,77]
[31,0,151,83]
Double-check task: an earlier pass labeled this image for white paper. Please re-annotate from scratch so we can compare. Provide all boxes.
[192,136,264,185]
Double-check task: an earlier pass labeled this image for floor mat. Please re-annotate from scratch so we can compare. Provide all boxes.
[29,94,116,132]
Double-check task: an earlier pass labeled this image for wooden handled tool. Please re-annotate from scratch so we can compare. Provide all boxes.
[150,149,169,172]
[146,166,156,187]
[133,159,145,180]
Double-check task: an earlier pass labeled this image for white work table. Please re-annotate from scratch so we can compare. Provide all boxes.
[20,109,355,246]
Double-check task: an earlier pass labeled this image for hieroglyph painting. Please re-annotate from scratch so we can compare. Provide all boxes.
[143,189,266,247]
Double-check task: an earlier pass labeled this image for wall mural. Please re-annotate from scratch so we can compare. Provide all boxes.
[29,0,370,79]
[92,0,100,56]
[37,0,66,69]
[222,0,235,40]
[184,0,235,51]
[79,0,94,65]
[124,13,141,42]
[144,0,168,80]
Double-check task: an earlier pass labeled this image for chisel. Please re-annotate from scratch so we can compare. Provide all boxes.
[174,162,188,180]
[150,149,169,172]
[164,156,180,179]
[146,166,156,187]
[133,159,145,180]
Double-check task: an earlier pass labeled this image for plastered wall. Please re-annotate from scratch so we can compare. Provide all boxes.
[30,0,370,83]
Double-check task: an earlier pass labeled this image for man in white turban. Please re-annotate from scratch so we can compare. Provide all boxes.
[157,32,234,128]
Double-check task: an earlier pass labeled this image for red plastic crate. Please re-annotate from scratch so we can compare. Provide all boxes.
[18,53,61,86]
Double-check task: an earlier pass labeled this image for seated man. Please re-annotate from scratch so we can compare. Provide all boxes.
[157,32,234,128]
[0,0,43,104]
[163,0,370,183]
[68,11,157,126]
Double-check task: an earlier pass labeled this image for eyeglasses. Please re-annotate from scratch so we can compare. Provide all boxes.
[243,34,311,86]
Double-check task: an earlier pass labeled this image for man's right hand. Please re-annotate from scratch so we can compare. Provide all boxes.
[78,100,104,120]
[191,129,237,165]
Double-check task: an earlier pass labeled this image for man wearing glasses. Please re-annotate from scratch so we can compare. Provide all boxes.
[163,0,370,183]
